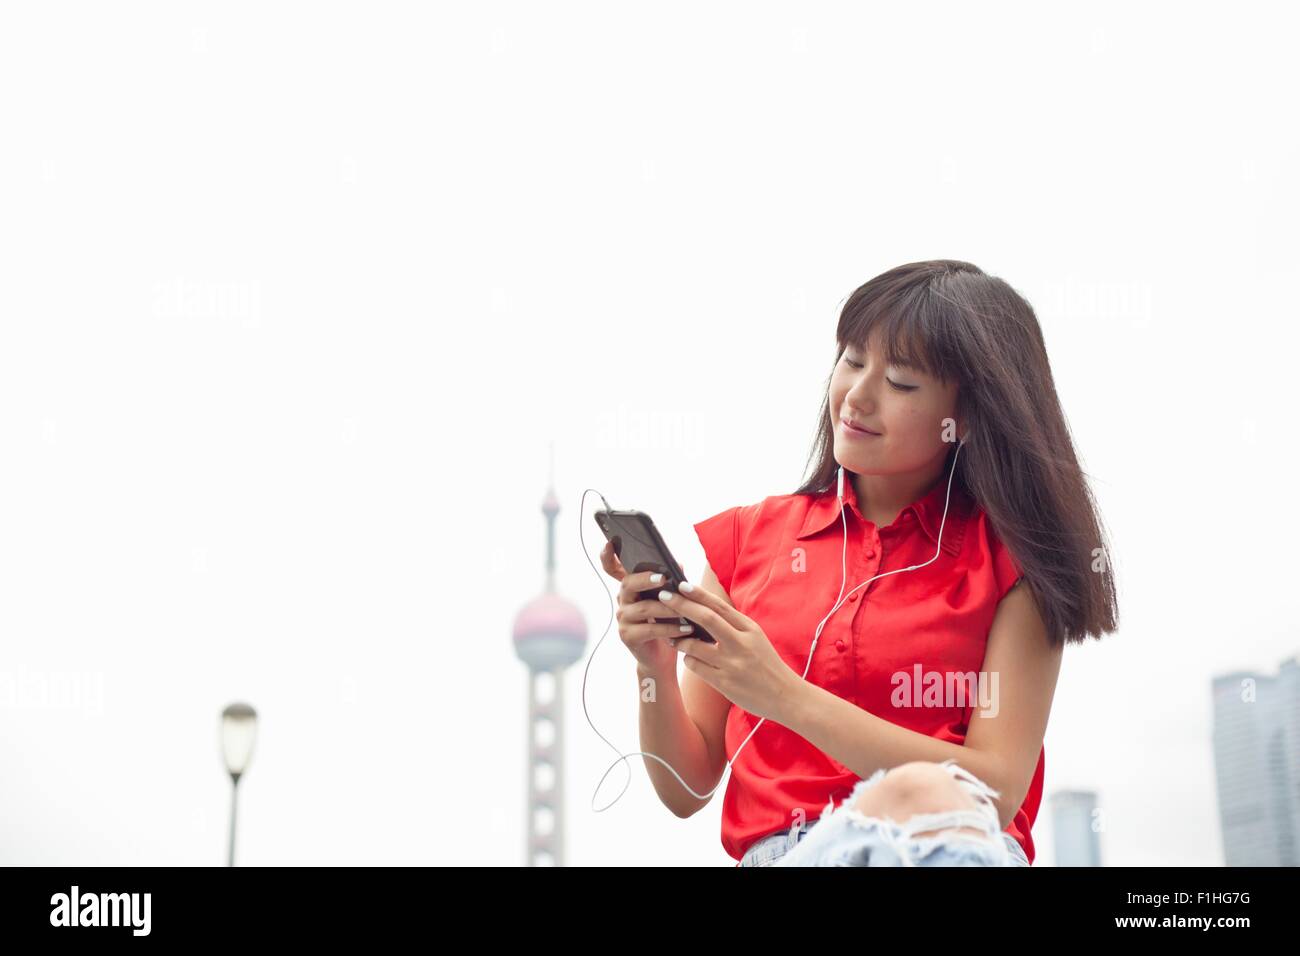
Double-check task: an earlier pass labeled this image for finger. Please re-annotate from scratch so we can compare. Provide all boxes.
[626,621,697,644]
[622,598,681,624]
[619,570,672,607]
[666,581,749,631]
[600,541,626,580]
[669,635,720,667]
[654,586,731,639]
[680,654,722,691]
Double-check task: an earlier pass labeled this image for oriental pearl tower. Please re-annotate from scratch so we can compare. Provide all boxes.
[511,446,587,866]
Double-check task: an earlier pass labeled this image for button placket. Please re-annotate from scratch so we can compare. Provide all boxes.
[847,531,881,647]
[829,521,866,668]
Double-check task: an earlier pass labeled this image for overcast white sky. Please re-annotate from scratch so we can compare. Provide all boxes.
[1,2,1296,866]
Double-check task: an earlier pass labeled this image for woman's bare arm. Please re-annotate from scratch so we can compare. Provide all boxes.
[773,580,1061,829]
[637,563,735,817]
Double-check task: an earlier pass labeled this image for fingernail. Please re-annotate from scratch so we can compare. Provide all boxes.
[679,624,693,633]
[679,581,694,593]
[649,572,663,583]
[658,590,673,602]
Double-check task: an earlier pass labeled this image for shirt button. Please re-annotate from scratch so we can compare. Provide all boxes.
[835,640,846,652]
[864,549,875,558]
[849,593,858,602]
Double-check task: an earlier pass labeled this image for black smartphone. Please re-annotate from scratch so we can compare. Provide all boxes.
[594,507,718,644]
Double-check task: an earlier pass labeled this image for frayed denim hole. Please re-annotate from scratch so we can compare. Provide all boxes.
[838,764,996,829]
[838,804,998,841]
[836,802,894,833]
[904,815,1013,866]
[899,808,1002,842]
[835,804,1012,866]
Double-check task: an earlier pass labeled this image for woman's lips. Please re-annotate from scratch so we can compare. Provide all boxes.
[841,418,881,438]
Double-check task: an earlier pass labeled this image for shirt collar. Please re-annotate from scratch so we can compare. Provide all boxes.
[795,468,971,556]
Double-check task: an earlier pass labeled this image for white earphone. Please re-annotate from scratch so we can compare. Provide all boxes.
[583,436,967,812]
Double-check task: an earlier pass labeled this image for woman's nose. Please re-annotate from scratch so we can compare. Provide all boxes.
[845,378,879,409]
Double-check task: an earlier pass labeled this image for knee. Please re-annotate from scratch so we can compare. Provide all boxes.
[852,762,986,839]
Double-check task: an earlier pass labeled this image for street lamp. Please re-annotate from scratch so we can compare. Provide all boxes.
[221,702,258,867]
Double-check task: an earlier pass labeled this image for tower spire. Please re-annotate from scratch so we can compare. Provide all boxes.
[542,440,560,593]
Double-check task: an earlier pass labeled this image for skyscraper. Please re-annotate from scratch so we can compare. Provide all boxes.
[1049,789,1102,866]
[1212,654,1300,866]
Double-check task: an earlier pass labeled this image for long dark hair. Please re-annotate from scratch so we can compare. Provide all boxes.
[795,259,1118,647]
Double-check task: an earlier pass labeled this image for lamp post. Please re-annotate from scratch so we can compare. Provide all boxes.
[221,702,258,867]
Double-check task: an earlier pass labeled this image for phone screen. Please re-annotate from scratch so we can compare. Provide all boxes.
[599,514,680,583]
[593,507,717,643]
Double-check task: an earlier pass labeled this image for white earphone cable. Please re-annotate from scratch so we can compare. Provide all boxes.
[580,439,966,812]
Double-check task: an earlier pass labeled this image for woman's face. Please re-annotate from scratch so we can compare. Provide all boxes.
[829,331,962,476]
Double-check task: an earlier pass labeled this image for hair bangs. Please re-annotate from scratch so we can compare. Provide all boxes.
[838,283,958,383]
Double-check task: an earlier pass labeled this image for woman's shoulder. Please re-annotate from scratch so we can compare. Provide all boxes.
[701,490,825,537]
[692,492,822,584]
[961,502,1024,600]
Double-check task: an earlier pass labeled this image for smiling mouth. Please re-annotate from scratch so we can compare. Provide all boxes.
[841,418,881,436]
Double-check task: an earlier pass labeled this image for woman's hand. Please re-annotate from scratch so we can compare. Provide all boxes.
[658,581,803,723]
[599,540,689,672]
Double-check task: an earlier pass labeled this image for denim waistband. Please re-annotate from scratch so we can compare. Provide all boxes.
[739,826,810,867]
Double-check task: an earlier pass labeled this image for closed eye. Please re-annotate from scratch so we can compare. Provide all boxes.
[843,358,918,391]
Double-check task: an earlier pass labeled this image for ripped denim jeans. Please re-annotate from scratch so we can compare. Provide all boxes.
[739,758,1030,868]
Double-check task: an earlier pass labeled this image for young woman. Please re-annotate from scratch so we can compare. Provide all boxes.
[600,260,1118,866]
